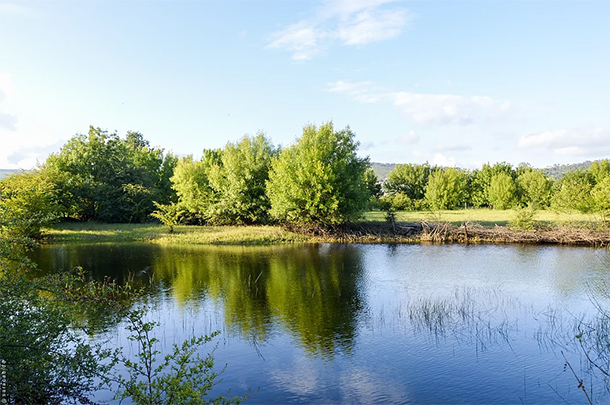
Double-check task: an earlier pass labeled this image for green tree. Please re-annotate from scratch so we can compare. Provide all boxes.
[424,167,467,210]
[0,170,60,238]
[266,122,369,226]
[469,162,516,207]
[206,134,277,224]
[170,152,218,223]
[384,163,432,201]
[589,159,610,183]
[517,169,551,208]
[487,173,517,210]
[591,177,610,225]
[551,169,595,213]
[43,126,175,223]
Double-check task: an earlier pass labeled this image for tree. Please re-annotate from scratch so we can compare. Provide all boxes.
[589,159,610,184]
[469,162,516,207]
[266,122,369,226]
[424,167,467,210]
[384,163,432,201]
[517,169,552,209]
[206,134,277,224]
[591,177,610,225]
[43,126,175,223]
[0,170,60,238]
[551,170,595,213]
[170,151,220,223]
[488,173,517,210]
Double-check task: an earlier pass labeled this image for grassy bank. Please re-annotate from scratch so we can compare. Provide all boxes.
[45,222,308,245]
[44,208,609,246]
[363,208,598,228]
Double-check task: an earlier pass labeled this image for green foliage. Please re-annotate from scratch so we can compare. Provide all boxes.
[206,134,277,225]
[469,162,516,208]
[508,205,537,230]
[171,153,218,223]
[43,126,176,223]
[0,238,126,404]
[384,163,432,201]
[488,173,517,210]
[424,168,467,210]
[551,170,595,213]
[150,202,184,233]
[0,169,60,238]
[171,135,276,225]
[517,169,552,208]
[1,235,247,404]
[591,177,610,225]
[266,122,369,226]
[588,159,610,183]
[363,167,382,199]
[114,309,247,405]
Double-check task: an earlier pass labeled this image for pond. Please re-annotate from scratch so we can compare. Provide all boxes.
[31,243,610,404]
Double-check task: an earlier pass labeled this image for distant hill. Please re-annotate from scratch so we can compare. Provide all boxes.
[541,161,595,180]
[0,169,20,180]
[370,160,603,181]
[369,162,397,181]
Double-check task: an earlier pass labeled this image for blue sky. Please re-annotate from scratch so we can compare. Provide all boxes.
[0,0,608,170]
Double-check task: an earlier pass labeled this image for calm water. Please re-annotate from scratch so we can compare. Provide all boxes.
[31,243,610,404]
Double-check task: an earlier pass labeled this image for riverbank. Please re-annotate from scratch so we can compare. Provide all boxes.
[314,222,610,246]
[44,217,610,247]
[44,222,308,244]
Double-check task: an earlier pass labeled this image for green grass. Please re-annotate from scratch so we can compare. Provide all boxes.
[45,223,307,245]
[362,208,599,228]
[44,209,603,246]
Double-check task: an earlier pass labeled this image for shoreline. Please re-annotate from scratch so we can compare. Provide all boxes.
[43,221,610,248]
[312,222,610,247]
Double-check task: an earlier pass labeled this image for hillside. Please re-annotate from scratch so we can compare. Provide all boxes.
[541,161,595,180]
[370,160,602,181]
[0,169,20,180]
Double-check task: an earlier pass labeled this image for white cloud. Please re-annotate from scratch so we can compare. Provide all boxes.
[327,80,387,103]
[393,92,510,126]
[328,80,512,126]
[337,8,407,45]
[432,153,456,167]
[267,0,411,61]
[518,128,610,157]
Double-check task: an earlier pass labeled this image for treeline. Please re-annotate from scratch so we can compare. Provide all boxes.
[0,123,374,237]
[380,161,610,218]
[1,123,609,238]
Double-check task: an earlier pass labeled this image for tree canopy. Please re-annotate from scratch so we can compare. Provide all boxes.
[266,122,370,225]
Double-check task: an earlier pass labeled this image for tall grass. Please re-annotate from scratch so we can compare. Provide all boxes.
[362,208,598,228]
[45,223,307,245]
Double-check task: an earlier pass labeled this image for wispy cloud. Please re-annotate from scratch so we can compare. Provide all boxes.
[327,80,387,103]
[6,141,65,166]
[432,153,456,167]
[518,128,610,157]
[394,92,511,126]
[328,80,512,126]
[267,0,411,61]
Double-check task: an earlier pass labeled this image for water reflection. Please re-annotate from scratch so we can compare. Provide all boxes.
[30,243,610,403]
[32,243,365,358]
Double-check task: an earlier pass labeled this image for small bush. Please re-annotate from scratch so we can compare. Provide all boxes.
[509,206,537,230]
